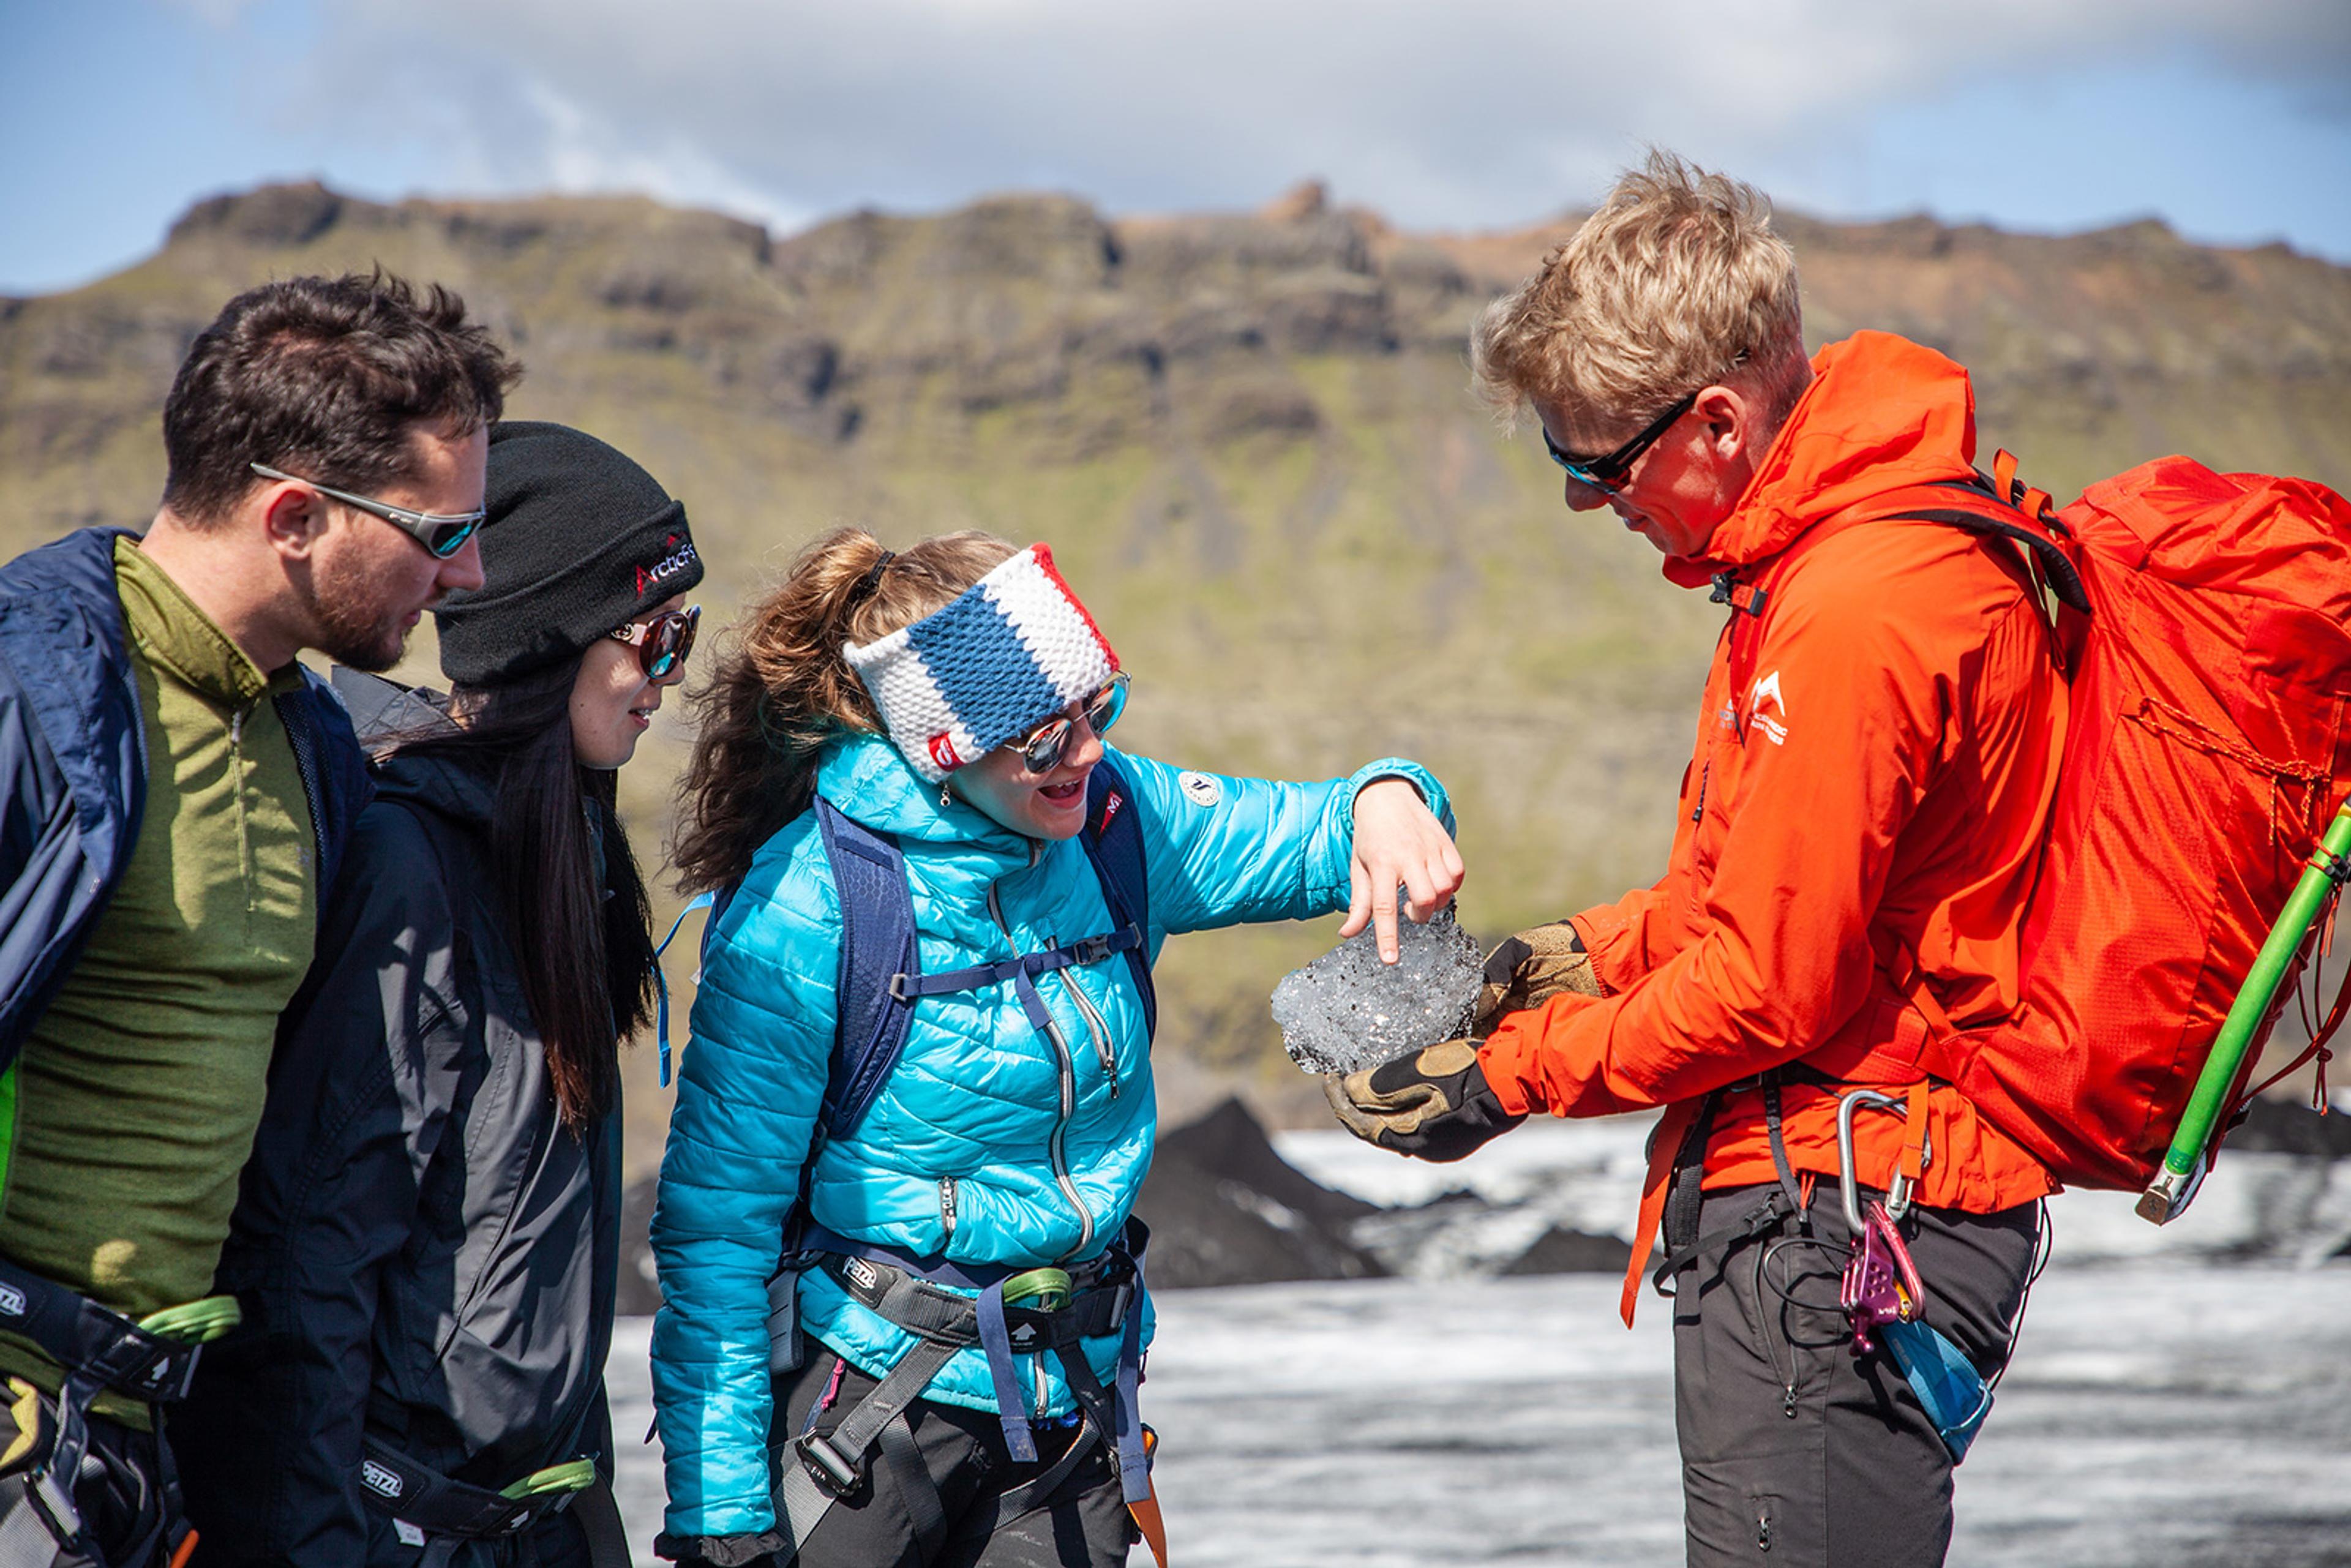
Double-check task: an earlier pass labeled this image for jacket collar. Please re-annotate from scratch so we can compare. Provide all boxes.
[1673,331,1985,577]
[817,733,1036,870]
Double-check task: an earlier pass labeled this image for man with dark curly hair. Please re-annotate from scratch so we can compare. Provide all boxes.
[0,271,517,1566]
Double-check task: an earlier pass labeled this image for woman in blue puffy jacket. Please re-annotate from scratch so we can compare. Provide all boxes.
[650,529,1461,1568]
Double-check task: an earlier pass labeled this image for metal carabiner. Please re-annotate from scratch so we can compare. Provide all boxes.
[1835,1088,1930,1233]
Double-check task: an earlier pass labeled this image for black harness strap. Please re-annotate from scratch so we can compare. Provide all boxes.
[0,1260,209,1563]
[1649,1073,1813,1297]
[354,1440,600,1567]
[0,1261,203,1407]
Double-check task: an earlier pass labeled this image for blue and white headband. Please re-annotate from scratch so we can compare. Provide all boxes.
[845,544,1120,782]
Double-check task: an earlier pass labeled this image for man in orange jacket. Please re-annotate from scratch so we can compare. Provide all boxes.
[1328,152,2063,1566]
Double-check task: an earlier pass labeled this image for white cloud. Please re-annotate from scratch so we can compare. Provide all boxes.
[277,0,2349,241]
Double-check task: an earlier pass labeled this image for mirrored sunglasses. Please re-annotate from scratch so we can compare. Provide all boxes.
[247,462,486,558]
[1005,673,1129,773]
[608,604,701,680]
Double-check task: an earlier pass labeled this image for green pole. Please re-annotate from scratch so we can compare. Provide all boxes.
[2138,801,2351,1225]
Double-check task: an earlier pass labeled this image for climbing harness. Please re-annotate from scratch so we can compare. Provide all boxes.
[351,1445,629,1568]
[0,1259,238,1568]
[776,1225,1160,1565]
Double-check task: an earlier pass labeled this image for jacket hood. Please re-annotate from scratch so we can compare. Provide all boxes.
[1674,331,1985,577]
[817,732,1037,870]
[331,667,498,833]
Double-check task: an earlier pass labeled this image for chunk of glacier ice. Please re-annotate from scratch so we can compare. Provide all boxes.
[1270,907,1485,1075]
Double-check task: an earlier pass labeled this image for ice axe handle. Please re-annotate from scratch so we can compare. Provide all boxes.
[2140,800,2351,1225]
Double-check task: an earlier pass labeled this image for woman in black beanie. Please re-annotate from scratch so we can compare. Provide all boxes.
[178,421,705,1567]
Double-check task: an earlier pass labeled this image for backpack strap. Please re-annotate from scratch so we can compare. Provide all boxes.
[1081,758,1157,1043]
[813,798,922,1141]
[1875,463,2091,617]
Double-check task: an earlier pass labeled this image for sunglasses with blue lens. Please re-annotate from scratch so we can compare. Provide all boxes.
[1542,389,1701,493]
[249,462,487,559]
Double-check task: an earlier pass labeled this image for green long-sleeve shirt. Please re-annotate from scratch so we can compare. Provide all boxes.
[0,537,314,1422]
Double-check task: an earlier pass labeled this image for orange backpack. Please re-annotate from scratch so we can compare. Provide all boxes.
[1848,454,2351,1188]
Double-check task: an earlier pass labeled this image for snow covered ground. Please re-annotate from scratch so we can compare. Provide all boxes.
[608,1123,2351,1565]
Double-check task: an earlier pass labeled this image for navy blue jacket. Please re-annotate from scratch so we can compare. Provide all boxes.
[0,527,372,1065]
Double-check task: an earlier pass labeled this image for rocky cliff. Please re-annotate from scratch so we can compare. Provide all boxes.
[6,179,2347,1149]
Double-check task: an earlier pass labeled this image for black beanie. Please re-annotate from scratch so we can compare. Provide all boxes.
[435,421,706,686]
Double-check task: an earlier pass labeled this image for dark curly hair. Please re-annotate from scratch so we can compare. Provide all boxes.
[160,268,521,523]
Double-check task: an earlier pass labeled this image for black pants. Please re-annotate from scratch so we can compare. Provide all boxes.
[773,1352,1132,1568]
[0,1378,178,1568]
[1670,1185,2041,1567]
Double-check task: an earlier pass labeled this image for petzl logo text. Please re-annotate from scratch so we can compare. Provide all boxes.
[0,1285,24,1317]
[361,1460,405,1499]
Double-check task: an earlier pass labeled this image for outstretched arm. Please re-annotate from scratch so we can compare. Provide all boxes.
[1112,748,1457,947]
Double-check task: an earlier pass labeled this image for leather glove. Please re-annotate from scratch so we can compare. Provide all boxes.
[1477,921,1600,1027]
[1323,1038,1524,1162]
[655,1532,787,1568]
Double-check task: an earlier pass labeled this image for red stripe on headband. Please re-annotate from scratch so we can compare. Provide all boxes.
[1027,544,1121,674]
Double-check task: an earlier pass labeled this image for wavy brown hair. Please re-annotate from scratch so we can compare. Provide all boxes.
[672,528,1016,893]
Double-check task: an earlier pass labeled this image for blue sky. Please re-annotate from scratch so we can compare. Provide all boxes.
[4,0,2347,296]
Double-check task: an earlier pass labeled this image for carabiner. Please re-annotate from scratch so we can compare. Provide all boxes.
[1835,1088,1930,1232]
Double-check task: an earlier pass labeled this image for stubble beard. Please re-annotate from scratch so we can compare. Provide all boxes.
[306,542,417,673]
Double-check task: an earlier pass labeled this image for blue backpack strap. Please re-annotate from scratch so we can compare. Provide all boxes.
[1081,759,1155,1042]
[814,798,921,1141]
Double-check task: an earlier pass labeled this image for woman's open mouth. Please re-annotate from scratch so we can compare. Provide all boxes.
[1039,778,1086,803]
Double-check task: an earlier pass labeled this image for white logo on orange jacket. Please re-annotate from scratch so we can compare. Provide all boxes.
[1750,670,1790,746]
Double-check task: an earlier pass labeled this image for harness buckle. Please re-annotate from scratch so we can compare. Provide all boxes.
[888,973,913,1003]
[1071,934,1116,966]
[796,1431,865,1499]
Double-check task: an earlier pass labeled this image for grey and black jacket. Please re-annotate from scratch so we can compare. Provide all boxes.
[178,696,623,1567]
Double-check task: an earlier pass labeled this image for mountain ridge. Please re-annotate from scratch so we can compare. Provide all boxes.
[6,178,2346,1147]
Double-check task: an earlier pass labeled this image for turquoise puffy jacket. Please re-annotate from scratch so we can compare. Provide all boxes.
[650,733,1449,1536]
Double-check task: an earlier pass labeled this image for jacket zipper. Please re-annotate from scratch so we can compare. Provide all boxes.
[988,882,1095,1258]
[938,1176,959,1244]
[1057,967,1119,1098]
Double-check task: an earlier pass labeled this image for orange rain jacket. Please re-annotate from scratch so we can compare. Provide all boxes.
[1478,332,2066,1320]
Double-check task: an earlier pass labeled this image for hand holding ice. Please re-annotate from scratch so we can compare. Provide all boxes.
[1272,909,1485,1075]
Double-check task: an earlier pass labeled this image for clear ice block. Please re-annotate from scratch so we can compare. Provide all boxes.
[1271,907,1485,1075]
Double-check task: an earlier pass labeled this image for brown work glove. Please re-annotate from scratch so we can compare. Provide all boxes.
[1476,921,1600,1027]
[1324,1038,1524,1162]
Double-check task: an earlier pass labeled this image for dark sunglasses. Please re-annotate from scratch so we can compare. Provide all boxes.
[1005,673,1129,773]
[609,604,701,681]
[248,462,487,559]
[1542,388,1701,493]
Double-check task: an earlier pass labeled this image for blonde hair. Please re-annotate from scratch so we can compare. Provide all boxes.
[1471,150,1810,442]
[671,527,1017,891]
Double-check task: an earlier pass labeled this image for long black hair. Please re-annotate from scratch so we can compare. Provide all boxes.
[396,657,656,1131]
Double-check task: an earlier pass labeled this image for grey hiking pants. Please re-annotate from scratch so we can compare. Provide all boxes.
[1670,1184,2042,1567]
[774,1351,1133,1568]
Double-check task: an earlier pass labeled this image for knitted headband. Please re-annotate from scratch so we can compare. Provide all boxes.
[844,544,1119,782]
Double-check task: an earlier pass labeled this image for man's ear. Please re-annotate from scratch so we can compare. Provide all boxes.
[1694,385,1754,463]
[259,482,326,561]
